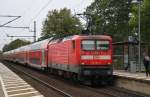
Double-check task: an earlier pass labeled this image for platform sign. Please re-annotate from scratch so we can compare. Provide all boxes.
[123,45,129,71]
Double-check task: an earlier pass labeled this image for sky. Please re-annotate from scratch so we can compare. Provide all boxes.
[0,0,93,50]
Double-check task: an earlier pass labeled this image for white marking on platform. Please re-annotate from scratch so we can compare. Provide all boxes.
[32,95,44,97]
[0,62,44,97]
[7,87,34,93]
[4,80,25,83]
[3,78,21,81]
[5,85,30,89]
[9,91,38,97]
[4,83,28,87]
[3,78,23,80]
[4,81,26,84]
[0,76,9,97]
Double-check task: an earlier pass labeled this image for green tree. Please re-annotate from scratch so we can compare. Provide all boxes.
[40,8,83,40]
[2,39,31,52]
[86,0,132,41]
[130,0,150,43]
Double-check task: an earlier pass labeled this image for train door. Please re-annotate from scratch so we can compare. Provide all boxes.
[42,49,45,66]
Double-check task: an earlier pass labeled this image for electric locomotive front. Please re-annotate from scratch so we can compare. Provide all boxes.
[77,35,113,84]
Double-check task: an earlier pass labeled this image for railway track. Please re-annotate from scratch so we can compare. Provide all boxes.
[3,61,149,97]
[84,87,120,97]
[85,86,149,97]
[106,87,148,97]
[4,62,73,97]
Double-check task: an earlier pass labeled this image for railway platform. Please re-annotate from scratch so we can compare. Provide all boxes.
[0,62,44,97]
[114,70,150,96]
[114,70,150,81]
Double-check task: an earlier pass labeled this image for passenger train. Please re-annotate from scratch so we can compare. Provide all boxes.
[3,35,113,84]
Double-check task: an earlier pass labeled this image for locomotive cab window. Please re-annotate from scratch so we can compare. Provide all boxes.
[81,40,95,50]
[96,40,109,50]
[81,40,110,50]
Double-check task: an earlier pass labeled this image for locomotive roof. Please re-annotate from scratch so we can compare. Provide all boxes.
[49,35,111,43]
[72,35,112,40]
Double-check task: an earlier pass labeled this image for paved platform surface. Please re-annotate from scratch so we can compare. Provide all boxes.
[114,70,150,81]
[0,62,44,97]
[114,70,150,96]
[0,80,5,97]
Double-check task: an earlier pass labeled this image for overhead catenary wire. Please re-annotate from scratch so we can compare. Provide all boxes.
[29,0,53,25]
[1,0,52,40]
[0,15,31,39]
[10,0,38,39]
[1,26,29,29]
[0,16,21,27]
[19,0,42,27]
[0,15,21,17]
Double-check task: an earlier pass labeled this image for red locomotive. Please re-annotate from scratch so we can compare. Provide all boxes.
[3,35,113,84]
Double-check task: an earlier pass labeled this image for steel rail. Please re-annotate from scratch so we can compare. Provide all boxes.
[109,87,148,97]
[84,86,118,97]
[84,85,147,97]
[9,64,73,97]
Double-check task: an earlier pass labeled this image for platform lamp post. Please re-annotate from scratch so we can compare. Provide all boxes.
[137,0,143,72]
[132,0,143,72]
[137,0,141,72]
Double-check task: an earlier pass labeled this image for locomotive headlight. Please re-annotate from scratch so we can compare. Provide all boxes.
[108,62,111,65]
[81,62,85,65]
[107,70,112,75]
[83,70,91,75]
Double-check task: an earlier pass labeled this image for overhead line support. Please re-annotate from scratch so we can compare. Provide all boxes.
[0,16,21,27]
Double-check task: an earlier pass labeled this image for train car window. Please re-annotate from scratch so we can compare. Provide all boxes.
[81,40,95,50]
[96,40,109,50]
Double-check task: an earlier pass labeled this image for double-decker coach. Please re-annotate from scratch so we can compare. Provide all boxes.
[27,39,52,70]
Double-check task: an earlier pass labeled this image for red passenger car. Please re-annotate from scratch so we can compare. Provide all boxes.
[27,39,51,69]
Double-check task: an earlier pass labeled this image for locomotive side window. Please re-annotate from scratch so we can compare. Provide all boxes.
[96,40,109,50]
[72,40,75,49]
[81,40,95,50]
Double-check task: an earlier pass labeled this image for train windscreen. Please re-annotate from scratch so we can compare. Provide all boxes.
[81,40,109,50]
[81,40,95,50]
[96,40,109,50]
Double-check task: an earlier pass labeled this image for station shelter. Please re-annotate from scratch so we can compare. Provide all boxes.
[113,41,150,73]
